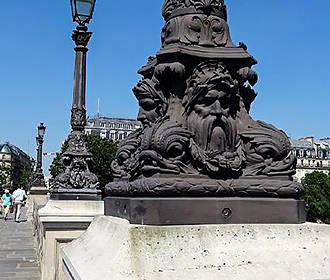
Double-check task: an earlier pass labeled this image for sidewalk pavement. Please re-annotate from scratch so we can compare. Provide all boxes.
[0,206,41,280]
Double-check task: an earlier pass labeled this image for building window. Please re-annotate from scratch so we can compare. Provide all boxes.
[301,159,304,166]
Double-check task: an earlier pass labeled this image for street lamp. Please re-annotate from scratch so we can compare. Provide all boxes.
[30,122,47,191]
[38,122,46,139]
[36,122,46,173]
[51,0,99,200]
[71,0,96,26]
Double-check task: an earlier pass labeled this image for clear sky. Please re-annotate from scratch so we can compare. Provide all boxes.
[1,0,330,175]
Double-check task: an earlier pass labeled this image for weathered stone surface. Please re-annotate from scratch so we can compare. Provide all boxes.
[0,207,41,280]
[62,216,330,280]
[37,199,103,280]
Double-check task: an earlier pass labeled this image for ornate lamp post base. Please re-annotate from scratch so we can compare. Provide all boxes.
[103,0,306,224]
[52,130,101,201]
[30,171,48,194]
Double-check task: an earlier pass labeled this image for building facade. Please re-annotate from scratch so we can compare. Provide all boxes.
[85,115,141,141]
[290,137,330,182]
[0,142,33,190]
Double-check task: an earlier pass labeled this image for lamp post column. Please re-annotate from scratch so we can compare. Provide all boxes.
[71,25,92,132]
[51,25,100,200]
[36,136,44,175]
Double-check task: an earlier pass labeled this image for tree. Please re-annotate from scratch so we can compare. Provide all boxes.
[49,139,69,179]
[49,135,119,190]
[0,164,11,192]
[86,134,119,189]
[19,163,33,191]
[302,171,330,224]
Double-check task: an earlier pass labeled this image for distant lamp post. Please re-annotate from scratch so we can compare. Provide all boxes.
[51,0,100,200]
[30,122,47,191]
[36,122,46,174]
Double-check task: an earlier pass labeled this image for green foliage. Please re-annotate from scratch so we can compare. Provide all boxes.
[86,134,119,189]
[302,171,330,224]
[0,164,11,191]
[19,163,33,191]
[49,139,69,178]
[49,135,119,190]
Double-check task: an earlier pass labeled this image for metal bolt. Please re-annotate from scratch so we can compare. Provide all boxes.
[222,208,232,219]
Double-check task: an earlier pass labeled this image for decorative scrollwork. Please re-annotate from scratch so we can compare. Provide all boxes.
[53,131,99,190]
[71,108,86,130]
[162,0,226,21]
[72,26,92,48]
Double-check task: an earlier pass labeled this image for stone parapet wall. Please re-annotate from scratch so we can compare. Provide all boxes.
[62,216,330,280]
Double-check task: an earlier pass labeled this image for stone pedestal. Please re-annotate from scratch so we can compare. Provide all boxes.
[62,216,330,280]
[27,186,49,221]
[38,199,104,280]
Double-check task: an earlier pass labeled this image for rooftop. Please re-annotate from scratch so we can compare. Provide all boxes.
[0,142,31,160]
[87,114,140,123]
[290,137,330,149]
[290,139,313,149]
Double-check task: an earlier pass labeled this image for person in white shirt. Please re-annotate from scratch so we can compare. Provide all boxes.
[12,187,27,223]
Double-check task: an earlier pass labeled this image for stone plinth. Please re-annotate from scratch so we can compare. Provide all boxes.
[27,186,49,221]
[38,199,104,280]
[62,216,330,280]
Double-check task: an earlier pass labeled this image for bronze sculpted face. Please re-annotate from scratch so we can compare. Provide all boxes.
[184,61,238,153]
[133,78,166,128]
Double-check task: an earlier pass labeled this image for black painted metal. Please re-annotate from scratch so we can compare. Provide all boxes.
[105,197,306,225]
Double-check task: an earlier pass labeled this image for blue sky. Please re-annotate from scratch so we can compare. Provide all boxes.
[1,0,330,175]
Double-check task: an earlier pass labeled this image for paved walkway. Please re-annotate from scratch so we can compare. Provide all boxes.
[0,207,41,280]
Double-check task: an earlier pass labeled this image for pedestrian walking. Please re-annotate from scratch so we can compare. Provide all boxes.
[12,186,27,223]
[1,189,13,220]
